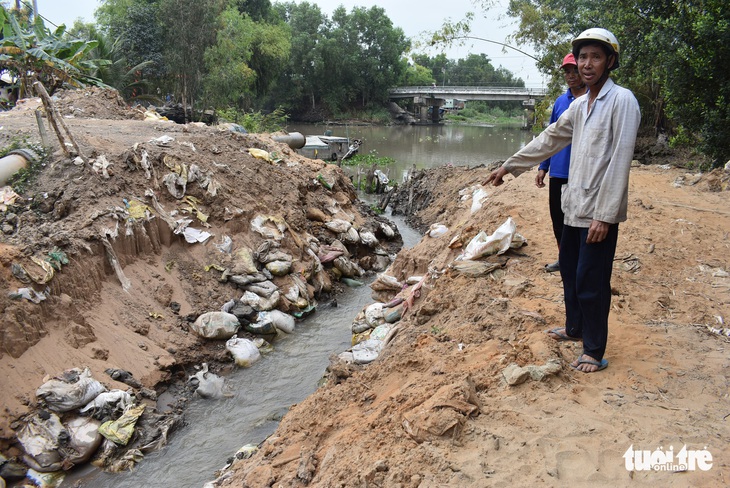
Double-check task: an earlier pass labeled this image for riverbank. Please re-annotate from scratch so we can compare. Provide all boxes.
[0,89,404,484]
[214,162,730,486]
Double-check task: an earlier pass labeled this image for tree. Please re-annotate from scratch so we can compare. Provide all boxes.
[271,1,327,111]
[159,0,224,118]
[501,0,730,165]
[401,63,435,86]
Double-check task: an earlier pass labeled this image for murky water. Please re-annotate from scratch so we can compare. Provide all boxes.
[73,212,421,488]
[287,123,533,182]
[67,124,512,487]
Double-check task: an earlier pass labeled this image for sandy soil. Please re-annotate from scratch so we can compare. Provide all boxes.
[1,88,729,487]
[0,89,401,478]
[214,163,730,486]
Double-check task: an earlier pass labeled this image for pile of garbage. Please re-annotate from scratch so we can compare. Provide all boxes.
[2,366,180,487]
[338,216,527,365]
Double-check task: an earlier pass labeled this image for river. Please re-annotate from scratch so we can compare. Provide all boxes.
[70,123,529,488]
[286,123,534,181]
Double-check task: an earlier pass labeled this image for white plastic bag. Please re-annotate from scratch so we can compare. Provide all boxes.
[459,217,517,261]
[470,186,489,214]
[225,335,262,367]
[427,223,448,238]
[267,309,295,334]
[36,368,107,413]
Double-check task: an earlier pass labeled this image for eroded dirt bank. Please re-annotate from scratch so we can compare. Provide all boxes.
[215,163,730,487]
[0,89,402,479]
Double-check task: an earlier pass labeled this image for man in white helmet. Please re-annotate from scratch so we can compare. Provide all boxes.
[483,28,641,373]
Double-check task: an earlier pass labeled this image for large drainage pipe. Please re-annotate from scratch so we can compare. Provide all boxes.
[0,149,41,186]
[272,132,305,150]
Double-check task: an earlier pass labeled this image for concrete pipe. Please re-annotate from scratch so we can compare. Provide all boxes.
[0,149,40,186]
[272,132,305,150]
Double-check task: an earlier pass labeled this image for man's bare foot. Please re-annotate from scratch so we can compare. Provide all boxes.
[570,354,608,373]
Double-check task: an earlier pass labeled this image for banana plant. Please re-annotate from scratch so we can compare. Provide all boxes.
[0,6,108,97]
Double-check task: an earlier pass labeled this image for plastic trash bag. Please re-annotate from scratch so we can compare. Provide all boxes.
[240,290,280,311]
[190,311,240,339]
[225,335,261,367]
[188,363,227,399]
[80,390,133,418]
[265,260,291,276]
[470,186,489,214]
[365,303,385,327]
[59,416,103,467]
[352,338,383,364]
[370,274,404,292]
[36,368,107,413]
[359,230,379,247]
[98,405,146,446]
[325,219,351,234]
[17,412,65,472]
[427,223,448,238]
[267,309,295,334]
[458,217,517,261]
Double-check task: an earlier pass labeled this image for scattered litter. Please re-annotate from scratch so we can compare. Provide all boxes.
[188,363,228,399]
[457,217,518,261]
[225,335,261,367]
[98,404,146,445]
[0,185,19,211]
[248,148,272,162]
[92,155,112,179]
[427,223,448,238]
[36,367,107,413]
[149,135,174,146]
[8,287,48,303]
[190,311,240,339]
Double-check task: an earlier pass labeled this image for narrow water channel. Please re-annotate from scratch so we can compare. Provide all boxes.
[76,211,422,488]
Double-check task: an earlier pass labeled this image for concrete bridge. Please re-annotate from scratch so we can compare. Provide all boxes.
[389,85,549,124]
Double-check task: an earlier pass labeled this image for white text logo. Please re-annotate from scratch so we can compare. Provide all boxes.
[623,444,713,472]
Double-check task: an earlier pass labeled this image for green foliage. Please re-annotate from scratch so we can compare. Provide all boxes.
[342,152,395,168]
[1,137,49,193]
[0,7,106,96]
[495,0,730,166]
[217,107,287,133]
[160,0,224,117]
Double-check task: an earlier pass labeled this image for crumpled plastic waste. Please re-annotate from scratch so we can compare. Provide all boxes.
[36,367,107,413]
[225,335,261,367]
[189,311,240,339]
[457,217,521,261]
[92,155,112,179]
[17,412,65,472]
[1,185,19,211]
[98,404,146,445]
[250,215,287,241]
[80,390,133,417]
[427,223,448,238]
[149,135,174,146]
[248,148,272,162]
[188,363,227,399]
[174,218,212,244]
[8,287,48,303]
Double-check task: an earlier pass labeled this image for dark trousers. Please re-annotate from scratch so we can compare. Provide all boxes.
[549,177,568,247]
[559,223,619,361]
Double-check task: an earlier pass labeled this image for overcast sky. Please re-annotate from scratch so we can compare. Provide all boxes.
[31,0,546,87]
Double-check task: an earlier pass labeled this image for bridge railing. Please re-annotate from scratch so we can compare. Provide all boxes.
[389,86,549,97]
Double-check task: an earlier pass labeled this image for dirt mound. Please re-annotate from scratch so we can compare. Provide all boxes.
[215,163,730,487]
[0,88,402,471]
[53,86,144,121]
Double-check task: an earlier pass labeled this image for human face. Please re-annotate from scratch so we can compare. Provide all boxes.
[577,45,613,87]
[562,65,583,90]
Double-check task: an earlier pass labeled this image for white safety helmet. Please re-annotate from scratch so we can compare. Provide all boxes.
[572,28,620,70]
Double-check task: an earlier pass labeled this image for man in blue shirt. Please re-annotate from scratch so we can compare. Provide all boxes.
[536,53,586,274]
